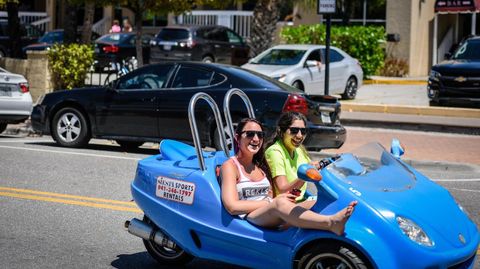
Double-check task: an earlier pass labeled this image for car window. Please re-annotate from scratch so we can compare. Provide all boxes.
[306,49,322,62]
[171,66,214,88]
[252,49,306,65]
[204,27,228,42]
[453,40,480,60]
[226,30,242,44]
[39,31,63,43]
[321,49,344,63]
[117,64,175,90]
[98,33,130,43]
[210,72,227,85]
[157,28,190,40]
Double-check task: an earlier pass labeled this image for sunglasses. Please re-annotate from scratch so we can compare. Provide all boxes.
[288,127,307,135]
[241,130,265,139]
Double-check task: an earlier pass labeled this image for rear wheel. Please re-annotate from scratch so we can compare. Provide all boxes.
[0,123,7,133]
[213,123,237,152]
[51,107,90,148]
[342,76,358,100]
[116,140,144,149]
[142,216,193,266]
[292,80,304,91]
[202,55,214,63]
[298,243,368,269]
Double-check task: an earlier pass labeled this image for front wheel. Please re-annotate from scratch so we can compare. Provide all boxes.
[142,216,193,266]
[51,107,90,148]
[0,123,7,134]
[298,243,369,269]
[342,76,358,100]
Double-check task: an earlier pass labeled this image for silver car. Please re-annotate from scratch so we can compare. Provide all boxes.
[0,67,32,133]
[242,44,363,99]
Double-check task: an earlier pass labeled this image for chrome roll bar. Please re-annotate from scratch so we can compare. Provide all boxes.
[188,92,229,171]
[223,88,256,157]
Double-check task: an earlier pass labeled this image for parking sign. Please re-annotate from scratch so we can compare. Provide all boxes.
[317,0,336,14]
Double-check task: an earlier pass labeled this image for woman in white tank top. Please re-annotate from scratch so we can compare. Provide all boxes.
[221,118,357,235]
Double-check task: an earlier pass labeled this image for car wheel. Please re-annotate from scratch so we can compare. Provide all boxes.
[298,243,369,269]
[52,107,90,148]
[202,55,214,63]
[342,76,358,100]
[213,124,236,152]
[292,80,304,91]
[429,99,443,106]
[142,216,193,266]
[116,140,144,149]
[0,123,7,134]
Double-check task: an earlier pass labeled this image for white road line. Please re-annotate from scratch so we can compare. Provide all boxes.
[450,188,480,193]
[432,179,480,182]
[0,145,141,161]
[0,139,53,143]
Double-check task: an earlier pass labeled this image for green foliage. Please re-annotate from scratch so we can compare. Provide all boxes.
[47,44,94,90]
[379,57,409,77]
[281,24,386,77]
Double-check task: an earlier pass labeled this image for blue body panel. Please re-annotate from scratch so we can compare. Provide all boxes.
[131,140,479,269]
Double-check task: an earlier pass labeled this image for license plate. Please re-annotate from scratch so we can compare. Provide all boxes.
[163,45,171,51]
[94,47,99,53]
[0,87,11,97]
[321,112,331,123]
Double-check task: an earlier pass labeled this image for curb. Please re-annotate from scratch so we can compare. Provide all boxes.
[364,80,427,85]
[341,103,480,118]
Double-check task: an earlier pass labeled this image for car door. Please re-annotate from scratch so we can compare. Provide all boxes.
[95,64,175,138]
[156,64,221,143]
[205,27,230,63]
[321,48,348,94]
[302,49,325,95]
[226,29,249,65]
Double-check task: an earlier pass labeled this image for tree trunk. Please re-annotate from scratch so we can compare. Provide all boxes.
[135,12,143,67]
[63,2,79,44]
[81,1,95,44]
[7,1,22,58]
[249,0,280,57]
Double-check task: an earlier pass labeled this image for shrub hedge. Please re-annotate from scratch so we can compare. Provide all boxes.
[280,24,386,77]
[48,44,94,90]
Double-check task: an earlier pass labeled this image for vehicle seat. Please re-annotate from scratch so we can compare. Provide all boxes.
[159,139,197,161]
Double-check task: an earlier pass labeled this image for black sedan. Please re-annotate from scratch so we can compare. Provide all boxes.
[31,62,345,150]
[94,32,152,70]
[428,35,480,107]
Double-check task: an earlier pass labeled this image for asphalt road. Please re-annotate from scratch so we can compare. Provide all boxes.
[0,129,479,268]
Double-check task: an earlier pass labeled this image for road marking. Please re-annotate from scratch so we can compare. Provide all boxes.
[450,188,480,194]
[0,187,141,213]
[433,179,480,182]
[0,145,141,160]
[0,139,53,143]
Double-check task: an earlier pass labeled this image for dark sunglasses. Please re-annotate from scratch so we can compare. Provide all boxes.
[289,127,307,135]
[241,130,265,139]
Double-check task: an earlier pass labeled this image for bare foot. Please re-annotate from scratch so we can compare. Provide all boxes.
[329,201,358,236]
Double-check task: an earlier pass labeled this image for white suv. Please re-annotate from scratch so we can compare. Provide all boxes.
[0,67,32,133]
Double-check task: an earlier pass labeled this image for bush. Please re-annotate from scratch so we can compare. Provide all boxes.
[280,25,385,77]
[379,57,409,77]
[48,44,94,90]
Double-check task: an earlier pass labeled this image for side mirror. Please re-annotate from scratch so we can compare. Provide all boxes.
[305,60,318,67]
[390,138,405,158]
[297,164,322,182]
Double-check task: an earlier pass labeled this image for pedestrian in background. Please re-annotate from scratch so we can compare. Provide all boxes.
[122,18,133,32]
[109,20,121,33]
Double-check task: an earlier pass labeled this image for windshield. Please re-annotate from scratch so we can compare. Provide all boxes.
[326,143,416,192]
[39,31,63,43]
[453,39,480,60]
[251,49,306,65]
[98,33,130,44]
[157,29,190,40]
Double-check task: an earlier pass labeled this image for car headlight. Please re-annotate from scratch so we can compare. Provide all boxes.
[396,216,433,247]
[272,74,286,82]
[429,70,441,81]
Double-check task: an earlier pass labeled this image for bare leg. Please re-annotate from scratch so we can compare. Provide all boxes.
[247,198,357,235]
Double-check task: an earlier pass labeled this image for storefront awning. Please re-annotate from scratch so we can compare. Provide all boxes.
[435,0,480,13]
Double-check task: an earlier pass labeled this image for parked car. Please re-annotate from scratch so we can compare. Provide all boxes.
[149,25,250,66]
[22,29,63,53]
[94,32,152,70]
[0,67,32,133]
[31,62,345,150]
[0,19,42,58]
[242,44,363,99]
[428,35,480,107]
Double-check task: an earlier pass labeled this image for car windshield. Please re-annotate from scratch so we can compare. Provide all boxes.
[453,39,480,60]
[157,29,190,40]
[39,31,63,43]
[251,49,306,65]
[326,142,416,192]
[98,33,131,44]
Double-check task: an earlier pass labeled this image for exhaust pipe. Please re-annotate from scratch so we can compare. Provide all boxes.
[125,218,176,249]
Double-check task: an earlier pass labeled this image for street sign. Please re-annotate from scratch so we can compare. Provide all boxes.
[318,0,336,14]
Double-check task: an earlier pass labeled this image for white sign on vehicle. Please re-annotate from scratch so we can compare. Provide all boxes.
[156,176,196,205]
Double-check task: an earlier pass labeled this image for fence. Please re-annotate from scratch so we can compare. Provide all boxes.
[0,11,50,32]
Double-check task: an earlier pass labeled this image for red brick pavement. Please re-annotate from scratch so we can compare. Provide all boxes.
[323,127,480,165]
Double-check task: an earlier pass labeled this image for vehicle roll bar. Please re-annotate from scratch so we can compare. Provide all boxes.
[188,92,229,171]
[223,88,256,156]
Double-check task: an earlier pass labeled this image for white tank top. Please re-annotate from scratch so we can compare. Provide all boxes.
[231,157,270,201]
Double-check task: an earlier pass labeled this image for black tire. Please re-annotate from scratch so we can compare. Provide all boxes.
[0,123,7,133]
[292,80,304,91]
[202,55,214,63]
[116,140,144,149]
[342,76,358,100]
[142,216,193,266]
[213,124,236,152]
[298,242,369,269]
[429,99,443,106]
[51,107,90,148]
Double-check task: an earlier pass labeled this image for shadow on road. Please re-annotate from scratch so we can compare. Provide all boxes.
[24,141,160,155]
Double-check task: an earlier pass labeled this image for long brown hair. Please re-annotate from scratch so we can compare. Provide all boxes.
[234,118,272,182]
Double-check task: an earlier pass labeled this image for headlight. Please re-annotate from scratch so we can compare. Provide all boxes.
[396,216,433,247]
[272,74,286,82]
[429,70,441,81]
